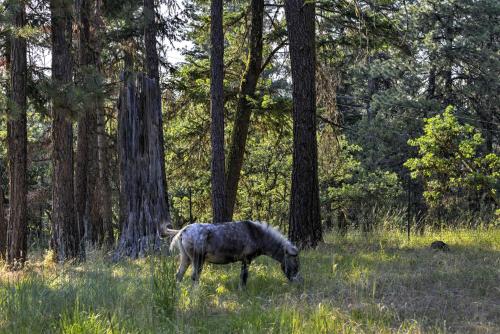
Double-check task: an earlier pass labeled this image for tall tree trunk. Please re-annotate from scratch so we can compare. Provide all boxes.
[210,0,227,222]
[115,74,171,259]
[285,0,322,249]
[0,181,6,260]
[91,0,114,246]
[225,0,264,220]
[97,114,114,246]
[7,0,28,267]
[50,0,82,261]
[75,0,101,245]
[144,0,171,227]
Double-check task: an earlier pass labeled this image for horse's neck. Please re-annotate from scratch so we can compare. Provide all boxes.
[261,236,284,263]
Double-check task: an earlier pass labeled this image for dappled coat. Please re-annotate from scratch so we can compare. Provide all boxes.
[165,221,301,287]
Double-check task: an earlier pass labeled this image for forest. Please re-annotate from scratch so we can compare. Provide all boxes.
[0,0,499,333]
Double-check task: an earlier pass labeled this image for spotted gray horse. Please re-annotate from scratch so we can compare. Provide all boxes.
[163,221,302,287]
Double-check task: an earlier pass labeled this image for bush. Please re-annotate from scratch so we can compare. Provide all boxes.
[405,106,499,223]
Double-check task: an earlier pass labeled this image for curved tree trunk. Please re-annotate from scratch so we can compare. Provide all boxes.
[50,0,82,261]
[115,74,170,259]
[285,0,322,249]
[7,0,28,267]
[225,0,264,220]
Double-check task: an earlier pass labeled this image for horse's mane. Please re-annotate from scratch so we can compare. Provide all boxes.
[248,221,292,248]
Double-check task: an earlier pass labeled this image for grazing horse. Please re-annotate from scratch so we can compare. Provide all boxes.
[163,221,302,287]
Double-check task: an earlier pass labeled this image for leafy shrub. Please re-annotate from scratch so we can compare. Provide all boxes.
[405,106,499,221]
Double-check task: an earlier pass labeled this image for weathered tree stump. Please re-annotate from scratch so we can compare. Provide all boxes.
[114,73,171,259]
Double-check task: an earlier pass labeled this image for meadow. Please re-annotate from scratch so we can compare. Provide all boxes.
[1,228,499,333]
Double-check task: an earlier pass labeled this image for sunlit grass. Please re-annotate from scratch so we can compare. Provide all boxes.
[1,228,499,333]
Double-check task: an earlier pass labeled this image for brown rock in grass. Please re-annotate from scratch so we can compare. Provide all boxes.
[430,240,450,252]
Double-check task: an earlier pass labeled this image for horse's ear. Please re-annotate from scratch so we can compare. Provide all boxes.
[286,244,298,256]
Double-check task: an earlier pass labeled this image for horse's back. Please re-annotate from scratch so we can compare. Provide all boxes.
[180,221,261,263]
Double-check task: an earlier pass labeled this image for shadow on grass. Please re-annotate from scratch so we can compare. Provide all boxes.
[1,231,498,333]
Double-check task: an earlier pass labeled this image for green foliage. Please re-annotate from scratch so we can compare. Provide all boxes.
[151,255,178,321]
[60,299,125,334]
[320,134,402,227]
[405,106,499,207]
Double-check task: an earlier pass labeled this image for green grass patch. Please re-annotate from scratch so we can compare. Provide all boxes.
[1,229,499,333]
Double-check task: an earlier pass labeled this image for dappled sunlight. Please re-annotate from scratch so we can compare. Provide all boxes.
[1,229,499,333]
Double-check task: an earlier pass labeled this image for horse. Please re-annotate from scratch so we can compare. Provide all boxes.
[162,220,302,288]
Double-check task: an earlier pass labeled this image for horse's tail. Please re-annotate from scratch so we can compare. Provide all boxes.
[169,229,183,253]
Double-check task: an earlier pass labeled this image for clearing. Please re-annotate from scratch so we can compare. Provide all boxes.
[1,229,499,333]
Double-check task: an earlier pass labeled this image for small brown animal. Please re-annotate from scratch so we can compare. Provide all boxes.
[430,240,450,251]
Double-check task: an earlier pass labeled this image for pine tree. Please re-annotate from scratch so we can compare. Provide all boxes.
[144,0,171,228]
[7,0,28,267]
[75,0,101,245]
[210,0,227,222]
[285,0,322,248]
[50,0,82,261]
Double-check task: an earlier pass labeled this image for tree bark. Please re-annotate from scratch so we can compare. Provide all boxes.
[210,0,227,222]
[7,0,28,266]
[285,0,322,249]
[225,0,264,220]
[97,105,115,246]
[427,65,436,102]
[75,0,101,245]
[115,74,171,259]
[91,0,114,247]
[144,0,171,227]
[0,182,6,260]
[50,0,82,261]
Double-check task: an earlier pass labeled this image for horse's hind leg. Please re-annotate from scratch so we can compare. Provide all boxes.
[191,251,205,284]
[176,252,191,282]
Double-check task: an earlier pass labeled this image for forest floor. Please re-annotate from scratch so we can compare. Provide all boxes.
[0,228,499,333]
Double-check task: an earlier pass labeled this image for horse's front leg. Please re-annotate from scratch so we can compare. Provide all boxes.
[191,251,205,284]
[239,261,249,289]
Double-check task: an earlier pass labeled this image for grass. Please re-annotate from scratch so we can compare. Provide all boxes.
[1,228,499,333]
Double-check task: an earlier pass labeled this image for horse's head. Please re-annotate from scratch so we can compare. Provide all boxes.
[281,243,302,283]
